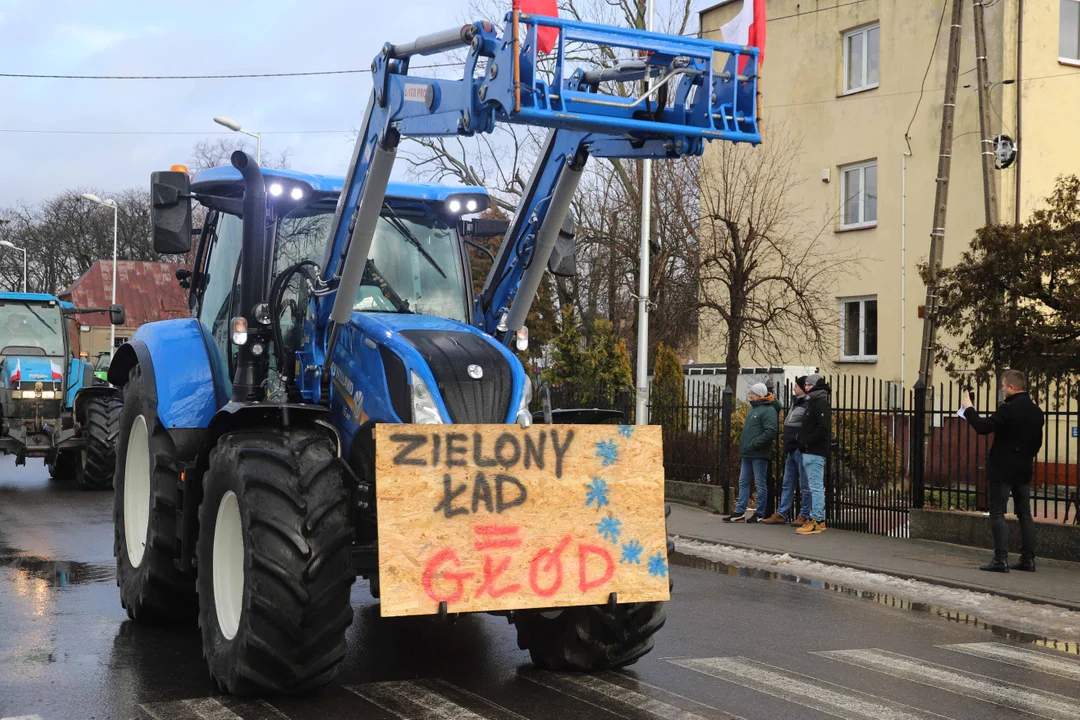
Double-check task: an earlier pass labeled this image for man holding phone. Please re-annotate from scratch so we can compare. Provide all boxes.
[958,369,1044,572]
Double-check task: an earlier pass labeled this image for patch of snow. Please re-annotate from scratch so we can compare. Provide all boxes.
[673,537,1080,642]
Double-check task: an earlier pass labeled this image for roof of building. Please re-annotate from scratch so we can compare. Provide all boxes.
[60,260,188,327]
[190,166,488,202]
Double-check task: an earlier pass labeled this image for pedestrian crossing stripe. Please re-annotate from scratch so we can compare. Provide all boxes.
[344,678,528,720]
[521,669,737,719]
[941,642,1080,682]
[140,698,242,720]
[668,656,948,720]
[816,648,1080,720]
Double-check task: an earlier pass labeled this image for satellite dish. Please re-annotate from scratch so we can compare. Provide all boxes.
[994,135,1016,170]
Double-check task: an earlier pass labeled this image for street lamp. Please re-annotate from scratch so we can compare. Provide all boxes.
[214,115,261,166]
[80,193,119,351]
[0,239,26,292]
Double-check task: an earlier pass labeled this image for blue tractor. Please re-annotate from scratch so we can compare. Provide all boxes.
[108,14,759,694]
[0,292,125,488]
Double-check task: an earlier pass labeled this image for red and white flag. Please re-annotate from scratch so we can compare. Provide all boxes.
[51,361,63,382]
[10,359,20,385]
[513,0,559,55]
[719,0,766,71]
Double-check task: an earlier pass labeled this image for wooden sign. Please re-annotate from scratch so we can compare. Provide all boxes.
[375,424,669,617]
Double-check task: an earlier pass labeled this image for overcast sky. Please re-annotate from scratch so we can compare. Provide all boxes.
[0,0,467,203]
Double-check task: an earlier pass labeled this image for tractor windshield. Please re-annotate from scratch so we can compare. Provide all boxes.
[0,300,64,356]
[273,202,468,323]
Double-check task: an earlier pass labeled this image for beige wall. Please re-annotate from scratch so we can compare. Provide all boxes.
[698,0,1080,387]
[73,325,131,361]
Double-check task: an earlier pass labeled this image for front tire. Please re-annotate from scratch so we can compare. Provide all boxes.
[114,365,196,620]
[81,395,122,490]
[197,427,355,696]
[513,504,673,671]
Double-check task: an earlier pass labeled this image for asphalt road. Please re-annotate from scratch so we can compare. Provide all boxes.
[2,455,1079,720]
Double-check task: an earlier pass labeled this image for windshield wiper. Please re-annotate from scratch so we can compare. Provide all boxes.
[361,260,412,314]
[19,302,57,335]
[382,204,447,279]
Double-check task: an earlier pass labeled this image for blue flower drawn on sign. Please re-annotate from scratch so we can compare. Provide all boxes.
[620,540,643,564]
[617,425,635,439]
[595,439,619,467]
[585,477,610,509]
[647,552,668,578]
[596,516,622,543]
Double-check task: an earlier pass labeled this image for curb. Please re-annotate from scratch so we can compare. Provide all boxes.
[671,531,1080,613]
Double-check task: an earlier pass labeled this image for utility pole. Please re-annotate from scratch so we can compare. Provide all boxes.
[634,0,655,426]
[971,0,999,226]
[917,0,965,388]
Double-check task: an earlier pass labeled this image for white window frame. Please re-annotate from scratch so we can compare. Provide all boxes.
[839,296,878,363]
[843,23,880,94]
[839,160,878,230]
[1061,0,1080,65]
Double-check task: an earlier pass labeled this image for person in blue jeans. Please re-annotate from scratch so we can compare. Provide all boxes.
[725,383,779,524]
[763,376,810,525]
[796,374,832,535]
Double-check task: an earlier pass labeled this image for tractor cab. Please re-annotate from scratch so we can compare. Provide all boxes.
[0,294,68,434]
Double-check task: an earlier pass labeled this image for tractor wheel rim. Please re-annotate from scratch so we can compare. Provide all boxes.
[213,490,244,640]
[123,415,151,568]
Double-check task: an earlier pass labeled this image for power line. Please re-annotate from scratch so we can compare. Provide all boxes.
[0,129,354,136]
[905,0,950,153]
[697,0,870,37]
[0,62,459,81]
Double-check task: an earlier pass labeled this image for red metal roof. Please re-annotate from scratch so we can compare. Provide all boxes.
[61,261,189,327]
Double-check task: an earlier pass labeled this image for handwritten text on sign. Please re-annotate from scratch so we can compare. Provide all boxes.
[375,424,668,617]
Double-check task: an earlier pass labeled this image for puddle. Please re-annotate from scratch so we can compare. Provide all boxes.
[0,547,113,587]
[669,550,1080,656]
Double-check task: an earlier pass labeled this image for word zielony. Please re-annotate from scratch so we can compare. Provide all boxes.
[388,429,576,477]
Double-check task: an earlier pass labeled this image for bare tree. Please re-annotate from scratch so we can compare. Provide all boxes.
[694,125,857,393]
[189,137,293,171]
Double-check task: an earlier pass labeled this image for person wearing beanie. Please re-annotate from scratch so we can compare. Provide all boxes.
[763,376,811,525]
[796,374,831,534]
[725,382,779,524]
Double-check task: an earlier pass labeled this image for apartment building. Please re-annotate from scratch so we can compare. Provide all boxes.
[697,0,1080,387]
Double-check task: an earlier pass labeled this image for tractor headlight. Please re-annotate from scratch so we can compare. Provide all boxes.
[410,371,444,424]
[40,391,56,400]
[515,379,533,428]
[10,390,21,399]
[444,193,489,216]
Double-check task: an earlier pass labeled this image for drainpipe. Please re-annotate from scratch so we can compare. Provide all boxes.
[1014,0,1024,224]
[901,148,911,393]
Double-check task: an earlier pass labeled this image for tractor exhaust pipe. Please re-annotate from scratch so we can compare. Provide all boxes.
[230,150,269,402]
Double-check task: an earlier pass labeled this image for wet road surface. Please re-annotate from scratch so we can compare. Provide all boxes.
[2,455,1079,720]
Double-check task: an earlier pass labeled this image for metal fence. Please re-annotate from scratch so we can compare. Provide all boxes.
[540,374,1080,537]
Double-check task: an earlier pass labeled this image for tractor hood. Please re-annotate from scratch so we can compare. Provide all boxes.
[346,311,527,425]
[0,355,63,387]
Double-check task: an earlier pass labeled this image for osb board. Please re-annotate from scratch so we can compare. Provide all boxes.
[375,424,669,617]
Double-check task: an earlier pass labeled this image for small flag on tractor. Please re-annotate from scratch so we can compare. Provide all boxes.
[719,0,766,73]
[513,0,559,55]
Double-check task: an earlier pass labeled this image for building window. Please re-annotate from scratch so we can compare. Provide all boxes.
[843,23,880,93]
[840,160,878,229]
[840,296,878,362]
[1062,1,1080,63]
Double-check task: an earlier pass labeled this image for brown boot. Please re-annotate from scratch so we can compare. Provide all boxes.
[762,513,787,525]
[792,515,809,527]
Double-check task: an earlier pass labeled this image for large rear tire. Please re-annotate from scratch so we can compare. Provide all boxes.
[197,427,355,695]
[114,365,196,621]
[513,505,673,671]
[80,395,122,490]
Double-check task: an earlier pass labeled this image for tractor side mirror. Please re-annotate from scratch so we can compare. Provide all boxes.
[109,304,126,326]
[548,214,577,278]
[459,218,511,238]
[151,171,192,254]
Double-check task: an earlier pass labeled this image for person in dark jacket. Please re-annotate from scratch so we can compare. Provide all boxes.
[796,374,831,534]
[725,383,779,523]
[960,369,1045,572]
[764,376,811,525]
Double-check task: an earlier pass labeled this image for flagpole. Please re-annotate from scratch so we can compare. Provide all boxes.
[634,0,656,426]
